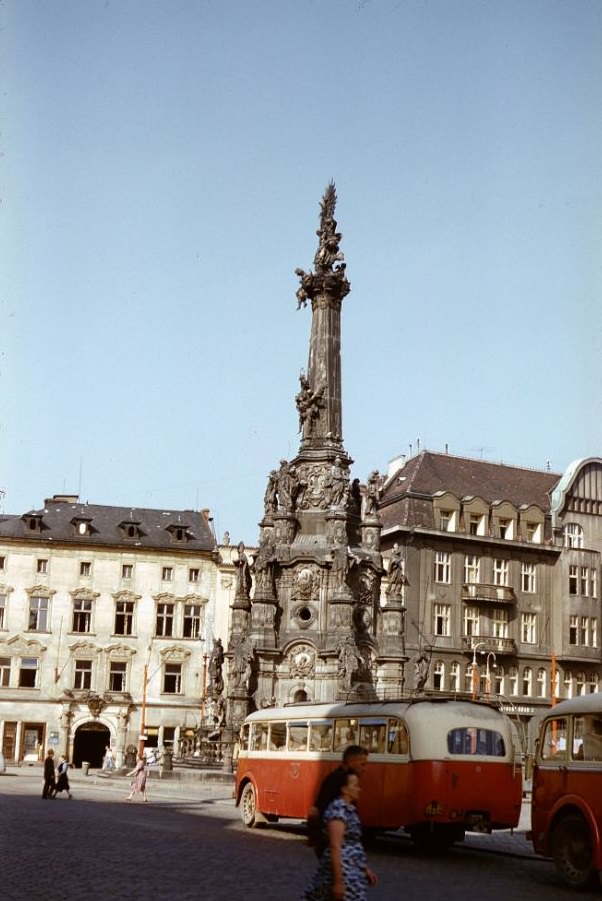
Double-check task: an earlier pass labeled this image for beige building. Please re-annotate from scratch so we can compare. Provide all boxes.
[0,494,244,767]
[378,452,602,743]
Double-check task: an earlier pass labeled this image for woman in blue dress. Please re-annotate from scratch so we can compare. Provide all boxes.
[302,770,378,901]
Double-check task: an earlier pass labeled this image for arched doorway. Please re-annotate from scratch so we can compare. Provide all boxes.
[73,721,110,768]
[293,689,308,703]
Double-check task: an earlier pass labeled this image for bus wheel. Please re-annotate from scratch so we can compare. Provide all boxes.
[551,814,597,889]
[240,782,258,828]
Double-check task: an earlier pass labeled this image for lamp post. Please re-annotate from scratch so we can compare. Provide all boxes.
[485,652,497,700]
[138,641,153,757]
[471,641,487,699]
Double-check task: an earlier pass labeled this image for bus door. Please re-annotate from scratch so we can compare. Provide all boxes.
[533,715,569,817]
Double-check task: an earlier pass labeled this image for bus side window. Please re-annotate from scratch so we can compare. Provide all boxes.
[540,718,567,761]
[333,719,358,751]
[239,723,250,751]
[387,719,408,755]
[360,722,386,753]
[269,722,287,751]
[251,723,268,752]
[309,722,333,752]
[288,722,308,752]
[581,716,602,761]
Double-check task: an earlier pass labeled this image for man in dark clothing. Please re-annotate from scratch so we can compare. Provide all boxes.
[306,744,368,857]
[42,748,56,799]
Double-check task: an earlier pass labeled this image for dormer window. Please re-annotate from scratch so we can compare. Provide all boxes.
[22,513,44,533]
[166,523,190,544]
[119,521,143,541]
[71,515,93,537]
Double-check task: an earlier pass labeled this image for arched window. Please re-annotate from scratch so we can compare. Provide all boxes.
[464,663,473,693]
[494,665,504,696]
[433,660,445,691]
[450,662,460,692]
[587,672,599,693]
[576,672,586,696]
[537,668,547,698]
[508,666,519,696]
[553,668,560,699]
[564,671,573,699]
[564,522,584,548]
[522,667,533,697]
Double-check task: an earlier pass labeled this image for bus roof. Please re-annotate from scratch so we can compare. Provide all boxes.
[242,697,506,724]
[542,694,602,718]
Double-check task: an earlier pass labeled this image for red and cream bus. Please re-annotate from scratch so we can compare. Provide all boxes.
[530,693,602,888]
[235,697,522,850]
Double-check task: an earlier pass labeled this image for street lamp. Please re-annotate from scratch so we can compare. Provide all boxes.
[471,641,487,699]
[138,640,153,757]
[485,652,497,700]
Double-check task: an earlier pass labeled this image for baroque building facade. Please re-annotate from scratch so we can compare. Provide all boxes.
[378,451,602,741]
[0,493,243,766]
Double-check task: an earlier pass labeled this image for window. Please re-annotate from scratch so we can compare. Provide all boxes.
[19,656,39,688]
[434,552,450,583]
[288,722,309,751]
[447,727,505,757]
[541,717,567,760]
[464,663,473,692]
[122,564,133,580]
[508,665,519,696]
[591,569,598,599]
[115,600,134,636]
[156,603,174,637]
[189,568,200,583]
[80,561,91,577]
[581,567,588,596]
[526,522,541,544]
[72,598,92,633]
[569,615,597,647]
[493,559,508,587]
[109,661,127,692]
[521,612,537,644]
[491,607,509,639]
[469,514,485,536]
[333,718,359,751]
[386,718,409,754]
[569,615,578,644]
[569,565,578,595]
[183,604,202,639]
[360,720,387,753]
[162,726,176,750]
[464,556,480,584]
[494,665,505,696]
[74,659,92,690]
[163,663,182,694]
[434,603,450,637]
[587,672,599,694]
[564,523,584,549]
[593,619,598,649]
[0,656,10,687]
[440,511,455,532]
[0,593,6,629]
[433,660,445,691]
[537,668,547,698]
[0,555,5,571]
[580,617,590,646]
[463,606,479,637]
[37,558,48,574]
[309,721,333,752]
[450,662,460,692]
[523,667,533,696]
[162,567,173,582]
[28,596,49,631]
[498,518,512,540]
[521,563,536,593]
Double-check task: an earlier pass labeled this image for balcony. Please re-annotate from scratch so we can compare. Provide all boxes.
[462,583,516,605]
[462,635,517,656]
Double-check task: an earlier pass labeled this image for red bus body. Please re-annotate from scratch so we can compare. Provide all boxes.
[531,693,602,888]
[235,698,522,848]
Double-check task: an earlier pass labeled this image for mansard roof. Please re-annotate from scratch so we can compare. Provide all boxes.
[379,451,561,532]
[0,496,216,553]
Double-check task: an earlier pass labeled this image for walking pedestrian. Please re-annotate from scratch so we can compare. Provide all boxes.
[302,770,377,901]
[54,754,73,798]
[125,752,148,802]
[306,745,368,857]
[102,745,114,770]
[42,748,56,799]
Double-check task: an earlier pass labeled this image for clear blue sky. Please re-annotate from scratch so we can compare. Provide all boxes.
[2,0,601,542]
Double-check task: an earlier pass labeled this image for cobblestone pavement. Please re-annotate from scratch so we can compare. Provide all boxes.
[1,769,600,900]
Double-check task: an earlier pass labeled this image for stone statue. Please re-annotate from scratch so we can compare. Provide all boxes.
[277,459,302,513]
[222,531,230,546]
[337,635,363,690]
[253,532,275,594]
[314,183,345,274]
[263,470,279,515]
[414,651,430,692]
[234,542,252,600]
[208,638,224,697]
[386,543,406,598]
[348,478,362,516]
[363,470,382,518]
[332,543,350,592]
[231,637,254,691]
[295,373,325,435]
[324,456,347,508]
